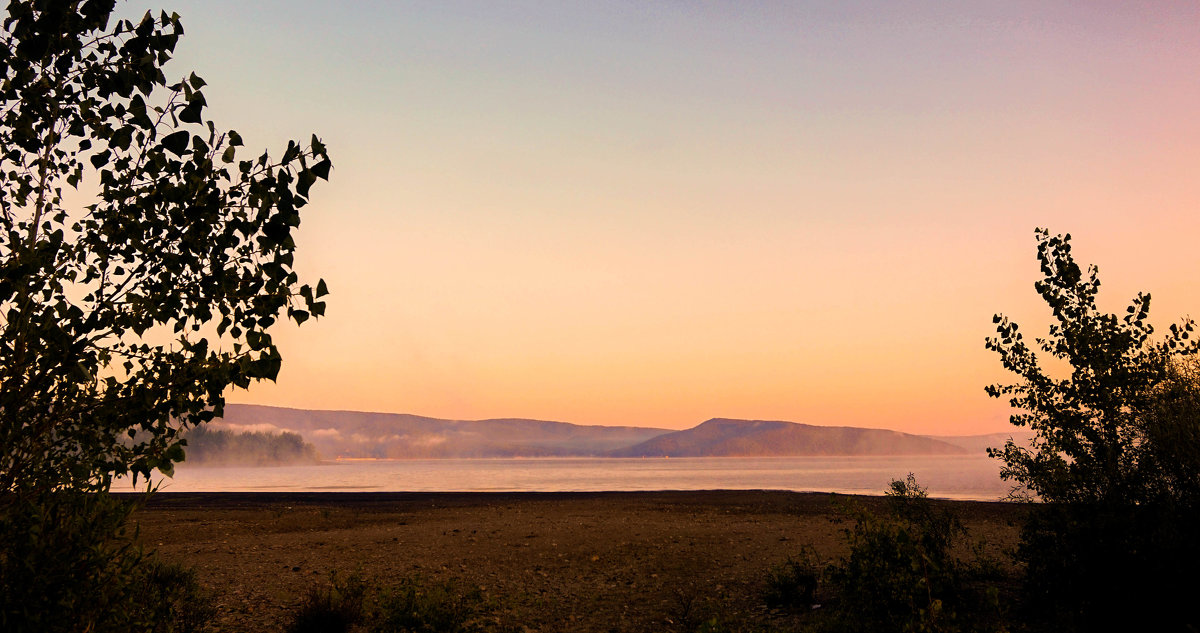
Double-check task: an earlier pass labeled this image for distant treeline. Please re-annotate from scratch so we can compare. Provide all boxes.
[182,426,322,466]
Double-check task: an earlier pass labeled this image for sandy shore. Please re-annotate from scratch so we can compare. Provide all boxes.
[131,491,1023,632]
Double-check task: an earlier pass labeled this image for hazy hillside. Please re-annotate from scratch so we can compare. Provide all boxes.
[609,418,968,457]
[213,406,1002,459]
[218,404,672,459]
[928,431,1037,456]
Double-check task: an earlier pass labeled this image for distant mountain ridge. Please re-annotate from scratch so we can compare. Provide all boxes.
[213,405,1002,460]
[215,404,671,459]
[608,418,966,457]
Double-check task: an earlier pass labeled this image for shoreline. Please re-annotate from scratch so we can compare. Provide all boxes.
[131,488,1017,508]
[129,490,1023,632]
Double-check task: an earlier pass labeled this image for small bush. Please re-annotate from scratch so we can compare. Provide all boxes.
[668,585,744,633]
[763,552,819,611]
[0,492,216,633]
[0,492,138,633]
[288,572,367,633]
[1017,502,1200,632]
[693,617,734,633]
[369,576,484,633]
[824,475,1001,633]
[133,560,219,633]
[287,573,510,633]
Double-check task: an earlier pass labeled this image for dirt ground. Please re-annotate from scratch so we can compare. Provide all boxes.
[130,491,1024,632]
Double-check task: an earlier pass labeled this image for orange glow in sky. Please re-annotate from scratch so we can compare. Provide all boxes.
[122,2,1200,435]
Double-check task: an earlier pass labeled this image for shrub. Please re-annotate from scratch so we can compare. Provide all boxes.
[286,573,511,633]
[763,551,819,611]
[369,576,484,633]
[692,617,738,633]
[0,492,141,633]
[132,560,219,633]
[824,475,1001,633]
[287,572,368,633]
[1016,501,1198,632]
[0,492,215,633]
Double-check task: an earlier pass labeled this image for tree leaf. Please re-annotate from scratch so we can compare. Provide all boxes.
[161,130,190,155]
[311,158,331,180]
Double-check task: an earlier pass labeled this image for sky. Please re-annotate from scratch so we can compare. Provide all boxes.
[120,1,1200,435]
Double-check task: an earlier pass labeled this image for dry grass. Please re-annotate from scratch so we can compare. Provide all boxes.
[130,491,1025,632]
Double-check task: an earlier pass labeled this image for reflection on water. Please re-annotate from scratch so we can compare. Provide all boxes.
[117,455,1011,501]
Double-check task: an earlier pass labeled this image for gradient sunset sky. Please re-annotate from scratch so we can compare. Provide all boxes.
[121,1,1200,435]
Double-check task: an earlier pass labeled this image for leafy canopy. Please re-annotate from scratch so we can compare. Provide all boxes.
[986,229,1198,506]
[0,0,331,496]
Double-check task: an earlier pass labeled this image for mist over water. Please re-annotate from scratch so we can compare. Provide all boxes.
[127,455,1010,501]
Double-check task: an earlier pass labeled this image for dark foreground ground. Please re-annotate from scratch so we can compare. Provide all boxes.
[131,491,1024,632]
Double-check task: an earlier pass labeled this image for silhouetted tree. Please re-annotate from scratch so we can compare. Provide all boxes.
[183,426,321,466]
[0,2,329,630]
[986,229,1200,631]
[0,0,329,495]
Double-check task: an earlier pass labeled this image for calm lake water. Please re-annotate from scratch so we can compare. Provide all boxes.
[125,455,1012,501]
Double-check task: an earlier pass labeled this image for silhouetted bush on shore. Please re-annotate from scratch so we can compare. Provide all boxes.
[287,572,510,633]
[810,476,1007,633]
[0,493,216,633]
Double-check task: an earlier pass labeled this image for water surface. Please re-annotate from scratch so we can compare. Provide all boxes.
[124,455,1011,501]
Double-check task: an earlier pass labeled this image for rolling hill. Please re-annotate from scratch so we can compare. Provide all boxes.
[215,404,672,459]
[607,418,968,457]
[213,405,1003,460]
